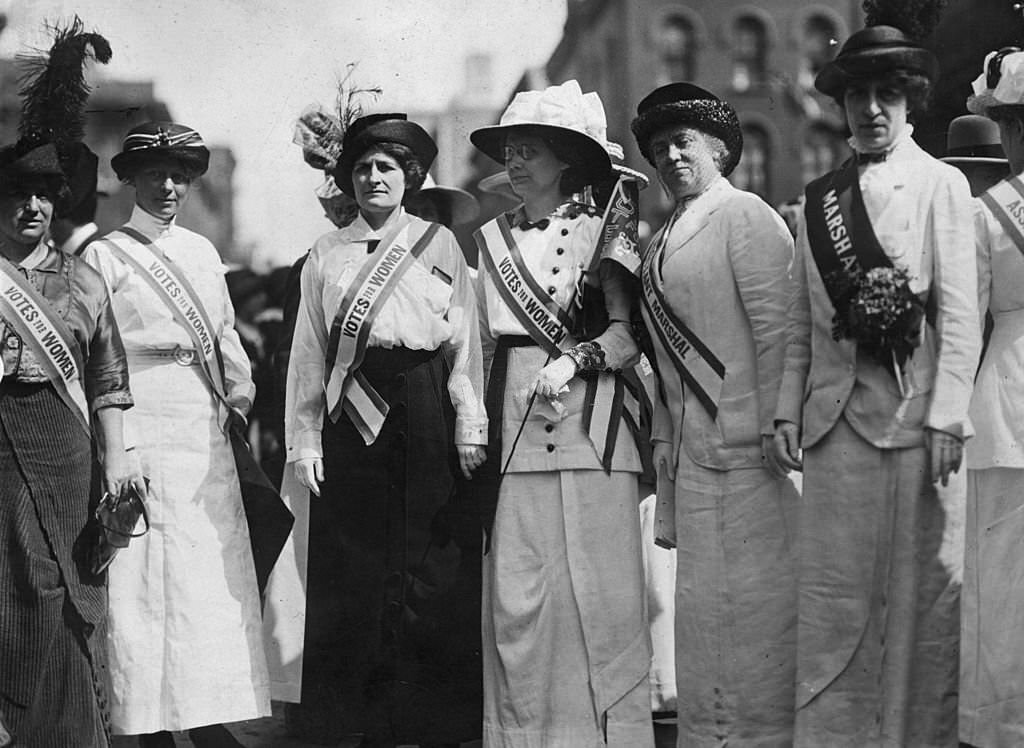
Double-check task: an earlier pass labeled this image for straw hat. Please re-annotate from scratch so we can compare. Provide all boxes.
[331,113,437,197]
[814,25,938,98]
[111,122,210,180]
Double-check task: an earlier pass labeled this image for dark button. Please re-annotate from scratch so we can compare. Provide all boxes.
[561,228,569,236]
[556,248,564,255]
[547,286,556,294]
[544,423,554,432]
[395,372,407,385]
[546,444,555,453]
[395,431,407,443]
[551,267,560,274]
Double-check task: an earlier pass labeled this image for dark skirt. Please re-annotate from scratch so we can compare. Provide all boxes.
[287,347,482,746]
[0,381,108,747]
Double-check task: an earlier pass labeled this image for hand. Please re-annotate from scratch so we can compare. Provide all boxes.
[772,420,803,472]
[761,434,790,478]
[532,355,577,399]
[457,444,487,479]
[103,447,146,498]
[652,440,676,481]
[295,457,324,496]
[925,427,963,487]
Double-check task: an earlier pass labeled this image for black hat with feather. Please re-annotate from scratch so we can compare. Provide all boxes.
[0,17,112,212]
[815,0,946,97]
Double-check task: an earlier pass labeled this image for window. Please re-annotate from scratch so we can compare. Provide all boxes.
[657,14,697,83]
[731,125,770,198]
[733,15,768,91]
[801,124,846,184]
[801,14,838,87]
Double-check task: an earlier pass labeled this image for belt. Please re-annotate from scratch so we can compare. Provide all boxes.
[126,345,201,366]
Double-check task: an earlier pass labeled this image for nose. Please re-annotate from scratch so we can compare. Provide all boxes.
[24,194,42,212]
[863,92,882,116]
[161,176,175,191]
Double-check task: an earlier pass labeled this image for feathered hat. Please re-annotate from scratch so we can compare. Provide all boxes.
[630,83,743,176]
[814,0,945,97]
[0,16,111,206]
[331,113,438,197]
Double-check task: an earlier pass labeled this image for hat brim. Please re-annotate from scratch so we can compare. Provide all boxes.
[815,47,939,97]
[407,185,481,226]
[111,146,210,181]
[612,164,650,189]
[940,155,1009,166]
[630,102,743,177]
[470,123,612,185]
[967,92,1006,118]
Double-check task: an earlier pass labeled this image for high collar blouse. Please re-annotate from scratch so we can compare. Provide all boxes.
[285,208,487,462]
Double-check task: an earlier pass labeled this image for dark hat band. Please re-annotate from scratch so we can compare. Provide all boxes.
[946,144,1007,159]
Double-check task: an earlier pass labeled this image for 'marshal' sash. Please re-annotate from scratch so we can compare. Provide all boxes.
[981,174,1024,259]
[0,259,90,434]
[102,227,230,409]
[641,223,726,420]
[476,215,575,358]
[324,221,440,445]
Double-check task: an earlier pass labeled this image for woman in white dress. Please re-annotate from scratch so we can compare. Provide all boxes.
[84,122,270,747]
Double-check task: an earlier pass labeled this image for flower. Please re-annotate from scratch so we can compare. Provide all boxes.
[825,265,926,371]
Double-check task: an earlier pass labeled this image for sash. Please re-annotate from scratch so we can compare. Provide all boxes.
[0,259,90,434]
[102,227,230,410]
[476,215,575,358]
[324,221,440,444]
[641,230,726,420]
[980,174,1024,260]
[803,158,893,303]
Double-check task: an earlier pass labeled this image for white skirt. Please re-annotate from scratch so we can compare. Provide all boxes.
[106,360,270,734]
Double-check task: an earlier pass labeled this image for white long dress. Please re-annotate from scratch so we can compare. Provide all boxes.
[84,206,271,734]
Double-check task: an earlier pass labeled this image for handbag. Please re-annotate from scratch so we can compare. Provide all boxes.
[89,479,150,575]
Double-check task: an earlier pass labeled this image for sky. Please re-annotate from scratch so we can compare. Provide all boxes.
[1,0,567,268]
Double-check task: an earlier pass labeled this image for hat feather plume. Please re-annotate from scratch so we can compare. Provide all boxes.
[862,0,947,41]
[17,16,111,150]
[294,63,381,172]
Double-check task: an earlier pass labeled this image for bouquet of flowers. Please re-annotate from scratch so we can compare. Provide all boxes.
[826,265,926,390]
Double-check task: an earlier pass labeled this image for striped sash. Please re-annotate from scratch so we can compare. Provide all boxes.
[476,215,575,358]
[0,259,90,434]
[981,174,1024,259]
[641,227,726,420]
[324,221,440,444]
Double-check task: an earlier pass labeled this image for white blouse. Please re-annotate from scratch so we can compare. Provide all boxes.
[285,208,487,462]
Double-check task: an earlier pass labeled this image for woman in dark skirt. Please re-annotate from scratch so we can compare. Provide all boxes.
[0,141,137,747]
[284,113,487,747]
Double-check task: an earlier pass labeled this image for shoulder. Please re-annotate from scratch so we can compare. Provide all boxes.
[172,224,221,255]
[64,250,108,297]
[718,183,788,231]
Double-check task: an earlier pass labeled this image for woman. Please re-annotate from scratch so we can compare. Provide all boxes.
[469,79,654,747]
[631,82,799,746]
[285,112,487,747]
[0,140,137,746]
[772,10,979,747]
[959,48,1024,748]
[83,122,270,747]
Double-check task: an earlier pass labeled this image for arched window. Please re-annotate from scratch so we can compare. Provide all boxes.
[801,123,846,184]
[801,14,838,87]
[732,125,771,198]
[657,14,697,84]
[733,15,768,91]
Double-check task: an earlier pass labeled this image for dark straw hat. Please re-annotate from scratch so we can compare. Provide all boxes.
[814,26,938,98]
[111,122,210,181]
[630,82,743,176]
[942,114,1007,165]
[331,113,437,197]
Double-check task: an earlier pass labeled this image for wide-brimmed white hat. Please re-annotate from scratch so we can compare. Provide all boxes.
[471,80,612,185]
[968,47,1024,118]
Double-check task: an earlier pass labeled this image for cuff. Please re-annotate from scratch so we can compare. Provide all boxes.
[456,416,488,446]
[286,430,323,463]
[91,389,134,413]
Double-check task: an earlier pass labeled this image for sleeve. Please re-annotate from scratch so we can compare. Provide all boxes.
[217,269,256,414]
[284,249,330,462]
[775,206,812,428]
[590,259,640,370]
[82,278,134,413]
[974,201,993,332]
[475,263,497,391]
[80,240,132,295]
[436,229,488,446]
[925,171,981,437]
[727,198,795,435]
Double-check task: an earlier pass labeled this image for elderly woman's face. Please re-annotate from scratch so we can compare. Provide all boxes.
[352,149,406,218]
[844,80,908,153]
[649,125,720,202]
[0,178,55,248]
[503,134,567,201]
[130,157,193,221]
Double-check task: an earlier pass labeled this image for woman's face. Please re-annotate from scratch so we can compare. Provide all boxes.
[131,157,193,221]
[503,134,568,201]
[351,149,406,219]
[0,178,55,249]
[844,80,909,153]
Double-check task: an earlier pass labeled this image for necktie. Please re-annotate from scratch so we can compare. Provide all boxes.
[856,151,888,165]
[366,239,380,254]
[519,218,550,231]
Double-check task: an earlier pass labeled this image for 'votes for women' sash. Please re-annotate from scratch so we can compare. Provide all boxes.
[641,224,726,420]
[981,174,1024,259]
[0,260,90,434]
[476,215,576,358]
[324,221,440,445]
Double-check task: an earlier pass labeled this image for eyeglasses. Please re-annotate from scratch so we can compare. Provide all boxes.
[502,143,542,162]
